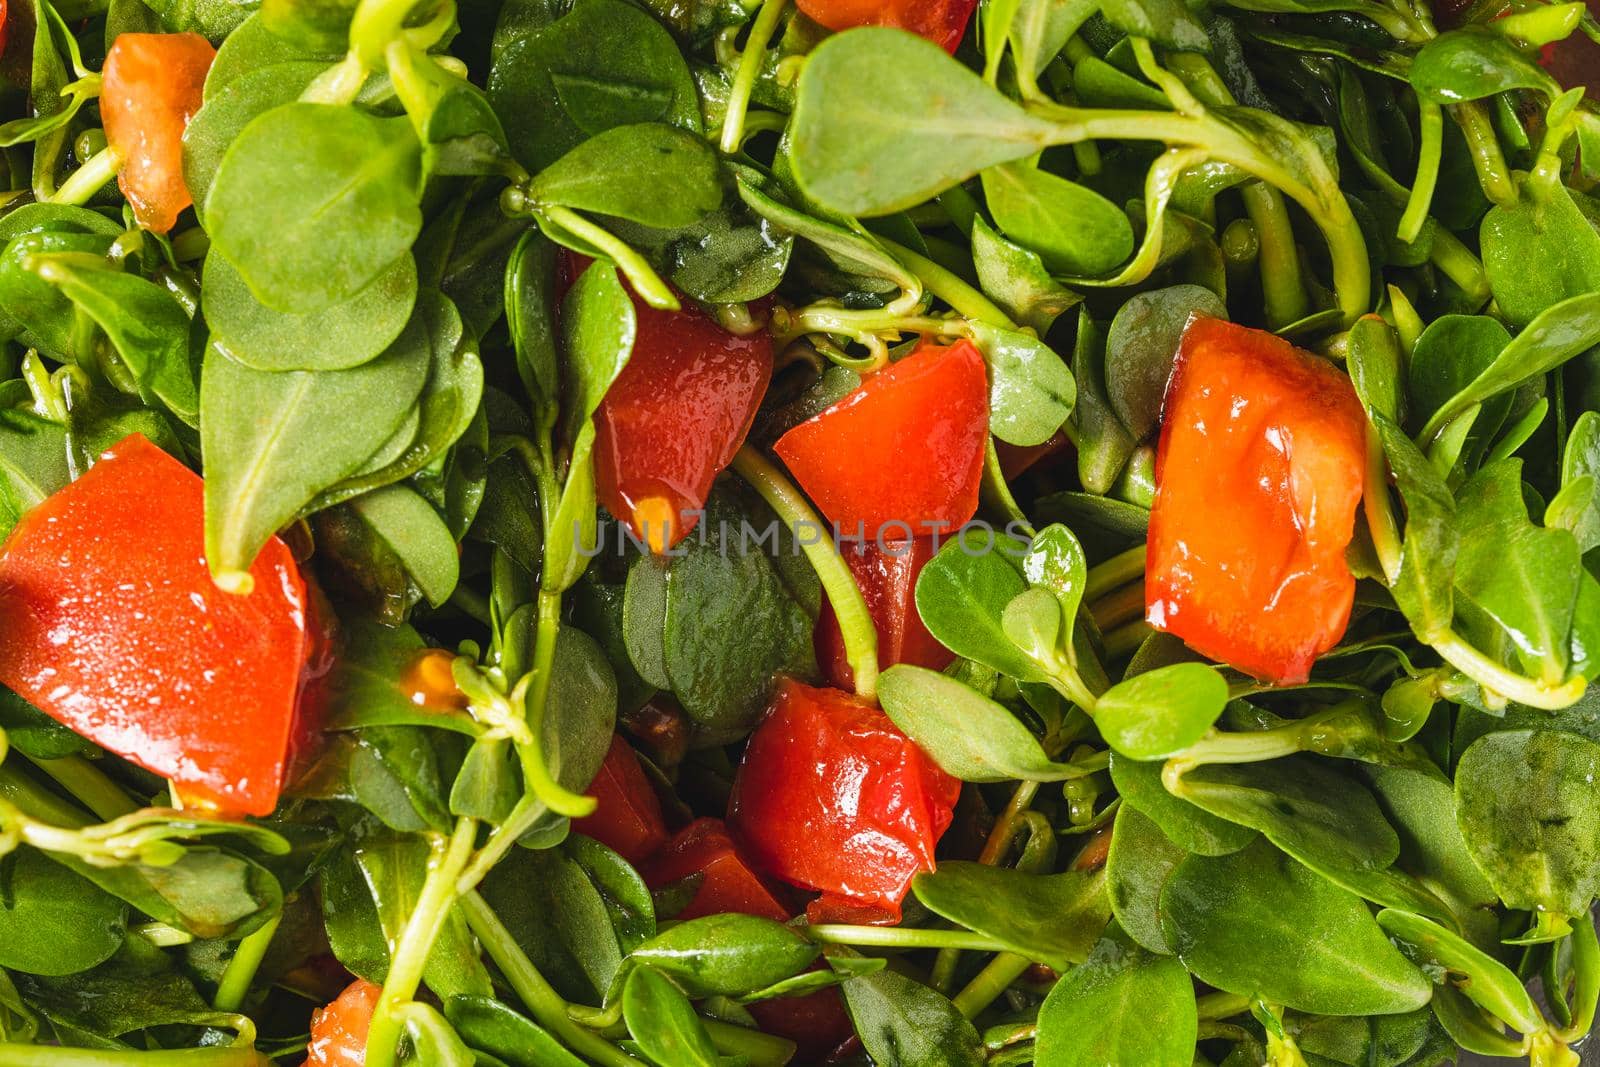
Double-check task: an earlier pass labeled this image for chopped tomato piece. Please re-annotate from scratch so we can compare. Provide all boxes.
[305,978,381,1067]
[1145,317,1367,685]
[746,983,857,1062]
[0,0,9,61]
[995,430,1071,479]
[1542,2,1600,91]
[595,292,772,553]
[774,340,988,537]
[572,734,670,865]
[643,818,792,921]
[729,679,960,917]
[0,434,310,816]
[101,32,215,233]
[815,537,953,690]
[795,0,979,52]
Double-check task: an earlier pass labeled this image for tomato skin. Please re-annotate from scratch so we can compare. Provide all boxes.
[101,32,214,233]
[795,0,979,52]
[595,295,772,553]
[305,978,381,1067]
[729,679,959,917]
[774,340,988,537]
[814,537,953,691]
[746,983,857,1063]
[1541,1,1600,90]
[571,734,670,865]
[1145,317,1367,685]
[0,434,309,816]
[643,817,792,921]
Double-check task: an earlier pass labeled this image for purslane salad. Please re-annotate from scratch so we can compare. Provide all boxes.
[0,0,1592,1060]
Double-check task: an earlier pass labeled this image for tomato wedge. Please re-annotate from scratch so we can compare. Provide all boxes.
[101,32,215,233]
[571,734,669,865]
[729,679,959,917]
[595,294,772,553]
[643,817,792,921]
[774,340,988,537]
[794,0,979,52]
[0,434,311,815]
[305,978,381,1067]
[814,537,953,690]
[1145,317,1367,684]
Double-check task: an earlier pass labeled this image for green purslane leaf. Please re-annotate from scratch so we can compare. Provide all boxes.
[911,862,1109,971]
[841,964,985,1067]
[206,103,424,313]
[878,665,1086,782]
[790,28,1057,217]
[1162,840,1433,1016]
[528,123,724,229]
[203,250,420,373]
[1095,663,1229,760]
[199,329,430,587]
[1455,728,1600,919]
[1034,936,1198,1067]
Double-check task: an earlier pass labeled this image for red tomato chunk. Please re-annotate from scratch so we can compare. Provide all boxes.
[794,0,979,52]
[0,433,310,815]
[572,734,670,865]
[730,679,959,918]
[1145,317,1367,684]
[643,817,792,921]
[814,537,952,691]
[595,293,772,553]
[775,340,988,538]
[101,32,215,233]
[305,978,381,1067]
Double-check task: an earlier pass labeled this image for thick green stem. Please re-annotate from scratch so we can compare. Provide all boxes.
[47,145,121,206]
[533,205,678,311]
[24,754,137,820]
[732,446,879,700]
[1242,182,1309,329]
[518,589,595,817]
[1084,545,1146,602]
[876,238,1017,328]
[952,953,1031,1018]
[805,924,1009,952]
[719,0,787,153]
[1427,228,1490,307]
[1451,102,1518,207]
[365,819,479,1067]
[1364,422,1403,582]
[1427,628,1588,709]
[1398,102,1443,243]
[213,913,281,1013]
[1103,620,1153,659]
[1198,991,1253,1020]
[1088,581,1145,632]
[462,891,639,1067]
[701,1019,797,1067]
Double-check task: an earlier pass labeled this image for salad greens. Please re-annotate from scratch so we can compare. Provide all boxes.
[0,0,1591,1061]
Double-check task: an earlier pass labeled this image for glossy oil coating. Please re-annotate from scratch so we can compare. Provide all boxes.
[305,978,381,1067]
[1145,317,1367,684]
[794,0,979,52]
[729,678,959,917]
[814,536,953,690]
[572,733,670,865]
[0,433,308,815]
[101,32,214,233]
[595,294,772,552]
[774,340,989,537]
